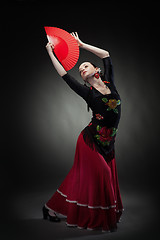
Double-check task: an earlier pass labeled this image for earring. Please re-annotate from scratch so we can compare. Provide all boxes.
[94,72,100,79]
[94,68,101,79]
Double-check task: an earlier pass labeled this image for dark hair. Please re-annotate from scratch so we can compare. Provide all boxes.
[89,62,103,78]
[89,62,97,68]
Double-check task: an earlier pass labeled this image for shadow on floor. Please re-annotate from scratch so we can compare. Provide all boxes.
[2,189,158,240]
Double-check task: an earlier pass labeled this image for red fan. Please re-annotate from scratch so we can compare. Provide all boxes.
[44,27,79,71]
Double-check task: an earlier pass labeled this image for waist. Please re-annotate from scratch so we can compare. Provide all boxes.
[89,117,118,129]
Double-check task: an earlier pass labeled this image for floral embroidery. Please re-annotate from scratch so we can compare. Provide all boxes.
[94,125,117,147]
[95,114,104,120]
[88,122,92,127]
[102,98,121,114]
[103,80,110,84]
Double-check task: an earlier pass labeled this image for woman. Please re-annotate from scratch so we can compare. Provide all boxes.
[43,32,123,232]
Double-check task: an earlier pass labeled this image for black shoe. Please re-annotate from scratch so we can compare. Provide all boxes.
[42,206,61,222]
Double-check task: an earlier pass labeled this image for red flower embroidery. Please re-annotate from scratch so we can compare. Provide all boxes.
[103,80,110,84]
[88,122,92,127]
[98,127,113,142]
[94,125,117,147]
[95,114,104,120]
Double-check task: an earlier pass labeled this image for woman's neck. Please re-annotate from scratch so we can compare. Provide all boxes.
[87,76,104,88]
[87,76,111,95]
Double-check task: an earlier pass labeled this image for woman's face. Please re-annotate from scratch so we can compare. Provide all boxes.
[79,62,97,81]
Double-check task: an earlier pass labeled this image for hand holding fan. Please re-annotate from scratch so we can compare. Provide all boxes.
[44,27,79,71]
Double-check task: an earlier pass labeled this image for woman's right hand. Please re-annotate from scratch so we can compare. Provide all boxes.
[71,32,84,47]
[46,42,54,54]
[45,41,67,76]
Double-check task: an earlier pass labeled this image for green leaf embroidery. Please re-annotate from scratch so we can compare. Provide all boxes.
[113,108,118,114]
[95,134,100,140]
[102,141,110,147]
[117,100,121,105]
[102,98,108,103]
[96,125,101,132]
[107,107,111,111]
[110,128,118,137]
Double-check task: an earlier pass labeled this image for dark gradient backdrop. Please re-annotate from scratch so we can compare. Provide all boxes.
[3,1,159,239]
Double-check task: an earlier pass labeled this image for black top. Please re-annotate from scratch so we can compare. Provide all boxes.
[62,57,121,162]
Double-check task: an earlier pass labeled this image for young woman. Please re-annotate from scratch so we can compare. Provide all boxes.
[43,32,123,232]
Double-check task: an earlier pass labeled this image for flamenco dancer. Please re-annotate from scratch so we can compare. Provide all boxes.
[43,32,123,232]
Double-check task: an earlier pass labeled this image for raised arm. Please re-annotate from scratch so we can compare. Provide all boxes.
[71,32,109,59]
[46,42,67,77]
[45,42,90,101]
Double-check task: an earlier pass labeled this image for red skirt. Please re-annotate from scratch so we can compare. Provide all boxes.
[45,132,123,231]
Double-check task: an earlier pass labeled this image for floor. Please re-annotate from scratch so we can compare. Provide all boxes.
[1,189,158,240]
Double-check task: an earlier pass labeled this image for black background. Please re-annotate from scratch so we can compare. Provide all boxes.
[2,1,159,239]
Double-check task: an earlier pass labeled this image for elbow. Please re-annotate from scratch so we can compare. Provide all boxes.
[59,70,67,77]
[102,51,110,59]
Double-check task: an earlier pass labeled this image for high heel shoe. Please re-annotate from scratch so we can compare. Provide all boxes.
[42,206,61,222]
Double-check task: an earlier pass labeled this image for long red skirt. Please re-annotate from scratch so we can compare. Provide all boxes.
[45,132,123,231]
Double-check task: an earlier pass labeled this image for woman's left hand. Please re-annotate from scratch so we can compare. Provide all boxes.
[46,42,55,54]
[71,32,84,47]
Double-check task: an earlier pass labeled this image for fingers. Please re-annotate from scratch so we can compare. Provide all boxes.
[46,42,51,46]
[46,42,49,48]
[71,32,75,38]
[46,42,54,48]
[71,32,78,39]
[51,43,55,49]
[70,32,82,47]
[46,42,55,52]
